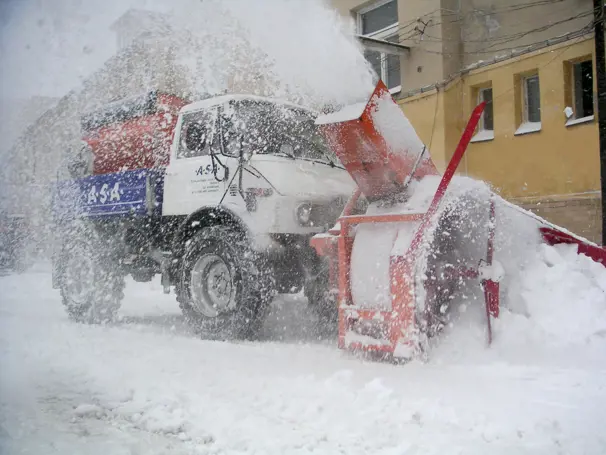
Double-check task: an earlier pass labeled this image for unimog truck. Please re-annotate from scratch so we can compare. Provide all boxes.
[52,90,356,338]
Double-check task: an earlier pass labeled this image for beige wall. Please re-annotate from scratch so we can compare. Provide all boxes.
[399,88,447,171]
[398,36,602,241]
[520,196,602,244]
[400,37,598,198]
[458,0,592,66]
[462,38,598,199]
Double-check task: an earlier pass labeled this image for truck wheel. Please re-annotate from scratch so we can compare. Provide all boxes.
[60,234,125,324]
[306,267,338,339]
[177,225,275,340]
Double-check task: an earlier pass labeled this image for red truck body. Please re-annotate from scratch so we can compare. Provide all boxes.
[81,92,188,175]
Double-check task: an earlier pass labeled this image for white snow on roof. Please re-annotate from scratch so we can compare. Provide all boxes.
[181,94,316,115]
[315,101,367,125]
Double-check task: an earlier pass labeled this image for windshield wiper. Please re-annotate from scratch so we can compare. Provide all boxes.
[274,151,297,160]
[296,156,345,170]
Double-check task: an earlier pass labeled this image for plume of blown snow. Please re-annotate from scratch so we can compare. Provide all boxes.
[165,0,375,109]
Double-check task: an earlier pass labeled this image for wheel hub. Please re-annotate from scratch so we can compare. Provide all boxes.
[190,254,235,318]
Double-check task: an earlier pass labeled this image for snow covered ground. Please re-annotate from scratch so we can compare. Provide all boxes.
[2,258,606,454]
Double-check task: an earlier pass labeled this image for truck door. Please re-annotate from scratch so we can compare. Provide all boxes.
[163,107,228,216]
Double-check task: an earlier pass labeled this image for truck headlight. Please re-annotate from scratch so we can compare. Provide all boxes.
[296,203,313,226]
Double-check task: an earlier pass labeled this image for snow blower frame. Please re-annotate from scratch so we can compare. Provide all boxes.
[311,81,606,360]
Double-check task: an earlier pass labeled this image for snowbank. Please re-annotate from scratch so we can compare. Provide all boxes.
[433,239,606,366]
[427,182,606,363]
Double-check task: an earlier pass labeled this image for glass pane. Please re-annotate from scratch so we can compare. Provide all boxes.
[525,76,541,123]
[178,110,217,159]
[361,0,398,35]
[481,88,494,130]
[386,54,401,89]
[574,60,594,118]
[364,49,382,83]
[222,101,334,162]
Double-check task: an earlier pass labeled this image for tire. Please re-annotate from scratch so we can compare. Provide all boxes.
[306,266,338,339]
[176,225,275,340]
[59,228,125,324]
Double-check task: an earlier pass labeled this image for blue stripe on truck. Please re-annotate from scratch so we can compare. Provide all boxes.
[53,169,164,219]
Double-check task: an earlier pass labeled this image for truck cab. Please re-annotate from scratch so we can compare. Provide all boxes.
[164,95,354,240]
[53,91,355,338]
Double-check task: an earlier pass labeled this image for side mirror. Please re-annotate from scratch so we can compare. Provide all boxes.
[184,123,207,152]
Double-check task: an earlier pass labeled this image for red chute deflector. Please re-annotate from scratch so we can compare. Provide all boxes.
[315,80,438,201]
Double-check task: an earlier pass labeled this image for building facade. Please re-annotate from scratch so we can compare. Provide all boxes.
[331,0,601,242]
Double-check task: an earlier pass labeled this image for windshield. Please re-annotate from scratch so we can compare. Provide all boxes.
[222,99,337,164]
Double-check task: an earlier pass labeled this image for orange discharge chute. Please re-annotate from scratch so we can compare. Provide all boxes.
[315,80,438,201]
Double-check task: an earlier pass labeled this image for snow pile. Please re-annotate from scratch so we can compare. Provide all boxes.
[428,190,606,362]
[433,240,606,364]
[511,242,606,344]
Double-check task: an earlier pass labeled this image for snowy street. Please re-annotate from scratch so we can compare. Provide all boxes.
[2,262,606,454]
[3,0,606,453]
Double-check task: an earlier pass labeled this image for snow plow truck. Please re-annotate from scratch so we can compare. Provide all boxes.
[53,83,606,361]
[52,90,356,338]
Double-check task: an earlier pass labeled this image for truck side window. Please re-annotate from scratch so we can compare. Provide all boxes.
[220,101,248,157]
[178,109,219,159]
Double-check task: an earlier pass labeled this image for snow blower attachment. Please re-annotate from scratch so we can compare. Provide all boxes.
[311,81,606,361]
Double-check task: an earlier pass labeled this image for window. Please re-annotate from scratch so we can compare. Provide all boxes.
[177,109,219,159]
[221,100,336,163]
[359,0,398,35]
[572,60,594,119]
[471,86,494,143]
[523,74,541,123]
[357,0,401,93]
[478,87,494,131]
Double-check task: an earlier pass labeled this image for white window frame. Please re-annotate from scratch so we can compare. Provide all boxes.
[357,0,401,94]
[515,74,542,135]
